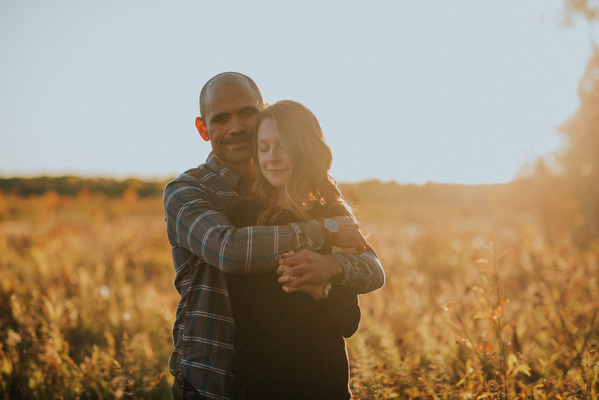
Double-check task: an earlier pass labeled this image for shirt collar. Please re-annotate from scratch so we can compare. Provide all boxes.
[206,152,252,195]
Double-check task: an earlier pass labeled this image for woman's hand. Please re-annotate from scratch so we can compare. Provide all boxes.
[276,250,341,299]
[280,279,329,300]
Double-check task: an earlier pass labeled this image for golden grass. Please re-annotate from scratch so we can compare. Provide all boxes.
[0,191,597,399]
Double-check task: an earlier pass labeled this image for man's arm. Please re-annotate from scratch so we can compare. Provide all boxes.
[164,177,364,274]
[277,244,385,295]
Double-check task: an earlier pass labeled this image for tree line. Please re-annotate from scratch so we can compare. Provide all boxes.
[0,176,167,198]
[0,173,592,245]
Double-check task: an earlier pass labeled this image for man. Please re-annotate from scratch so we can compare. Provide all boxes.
[164,72,385,400]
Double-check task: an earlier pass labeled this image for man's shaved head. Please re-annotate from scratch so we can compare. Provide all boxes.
[199,72,263,120]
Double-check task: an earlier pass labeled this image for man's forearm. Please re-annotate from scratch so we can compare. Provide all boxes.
[330,245,385,294]
[164,181,324,274]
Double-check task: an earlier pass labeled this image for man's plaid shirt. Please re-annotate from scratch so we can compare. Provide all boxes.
[163,153,385,400]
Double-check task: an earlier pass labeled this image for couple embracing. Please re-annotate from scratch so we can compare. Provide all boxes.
[164,72,385,400]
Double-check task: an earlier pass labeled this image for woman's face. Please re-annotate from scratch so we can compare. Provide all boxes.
[257,117,293,190]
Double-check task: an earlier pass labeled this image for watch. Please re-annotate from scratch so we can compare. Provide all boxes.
[323,218,339,240]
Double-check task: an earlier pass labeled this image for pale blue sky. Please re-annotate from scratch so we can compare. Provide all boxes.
[0,1,596,184]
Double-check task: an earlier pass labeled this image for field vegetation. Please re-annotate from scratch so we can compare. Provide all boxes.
[0,176,597,399]
[3,2,599,399]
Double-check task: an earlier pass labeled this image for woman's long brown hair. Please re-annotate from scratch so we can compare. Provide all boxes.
[252,100,352,225]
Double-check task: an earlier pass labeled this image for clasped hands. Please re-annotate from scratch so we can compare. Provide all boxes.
[276,216,366,300]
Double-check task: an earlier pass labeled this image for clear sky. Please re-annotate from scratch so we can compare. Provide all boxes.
[1,1,597,184]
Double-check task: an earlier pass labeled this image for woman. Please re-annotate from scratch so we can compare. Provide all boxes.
[228,100,363,400]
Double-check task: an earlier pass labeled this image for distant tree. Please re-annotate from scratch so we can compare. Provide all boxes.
[532,1,599,239]
[563,0,599,24]
[557,45,599,238]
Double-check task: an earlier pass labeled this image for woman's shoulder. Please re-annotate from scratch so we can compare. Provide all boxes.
[309,201,351,219]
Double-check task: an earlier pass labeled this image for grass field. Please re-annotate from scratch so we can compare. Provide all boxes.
[0,188,597,399]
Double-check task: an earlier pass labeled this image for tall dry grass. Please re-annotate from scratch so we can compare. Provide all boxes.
[0,190,597,399]
[350,213,598,399]
[1,192,174,398]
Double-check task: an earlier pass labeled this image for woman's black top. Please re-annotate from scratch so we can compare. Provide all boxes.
[228,200,361,400]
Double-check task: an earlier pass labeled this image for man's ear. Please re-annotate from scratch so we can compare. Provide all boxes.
[196,117,210,142]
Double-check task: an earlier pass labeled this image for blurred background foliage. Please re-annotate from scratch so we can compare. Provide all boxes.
[1,1,599,398]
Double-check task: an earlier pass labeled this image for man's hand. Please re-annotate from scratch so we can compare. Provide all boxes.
[324,216,367,254]
[276,250,343,299]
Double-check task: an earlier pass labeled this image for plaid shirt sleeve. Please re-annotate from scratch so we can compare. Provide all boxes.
[330,244,385,294]
[164,178,324,275]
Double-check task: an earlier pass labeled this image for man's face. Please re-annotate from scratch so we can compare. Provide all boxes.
[201,79,261,167]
